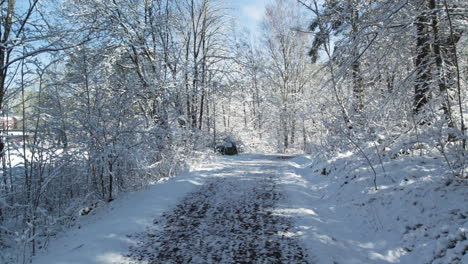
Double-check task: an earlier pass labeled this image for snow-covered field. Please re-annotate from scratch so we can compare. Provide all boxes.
[32,153,467,264]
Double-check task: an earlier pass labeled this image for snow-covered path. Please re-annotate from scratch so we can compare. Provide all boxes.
[126,155,309,263]
[32,154,312,264]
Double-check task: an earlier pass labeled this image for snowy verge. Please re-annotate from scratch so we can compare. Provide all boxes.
[31,154,231,264]
[277,153,468,264]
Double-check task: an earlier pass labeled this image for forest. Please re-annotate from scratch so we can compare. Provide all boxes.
[0,0,467,263]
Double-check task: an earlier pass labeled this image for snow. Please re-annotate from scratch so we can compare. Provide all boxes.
[125,154,309,263]
[277,154,468,264]
[32,153,467,264]
[32,156,225,264]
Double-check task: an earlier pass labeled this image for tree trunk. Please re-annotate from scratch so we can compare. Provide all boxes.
[282,107,289,150]
[290,117,296,146]
[443,0,466,149]
[351,6,364,113]
[302,119,307,151]
[0,0,16,113]
[108,160,113,202]
[413,5,432,117]
[429,0,453,128]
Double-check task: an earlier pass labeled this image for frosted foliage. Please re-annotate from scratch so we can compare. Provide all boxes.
[0,0,467,263]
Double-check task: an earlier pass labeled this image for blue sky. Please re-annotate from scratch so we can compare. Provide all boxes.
[227,0,271,34]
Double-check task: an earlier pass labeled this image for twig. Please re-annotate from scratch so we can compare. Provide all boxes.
[340,129,378,190]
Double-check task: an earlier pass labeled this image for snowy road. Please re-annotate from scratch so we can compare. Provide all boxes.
[126,155,309,263]
[32,154,314,264]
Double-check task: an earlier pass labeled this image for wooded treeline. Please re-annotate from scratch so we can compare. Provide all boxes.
[0,0,466,262]
[296,0,466,177]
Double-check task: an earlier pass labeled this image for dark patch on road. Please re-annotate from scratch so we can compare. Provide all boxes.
[126,171,310,264]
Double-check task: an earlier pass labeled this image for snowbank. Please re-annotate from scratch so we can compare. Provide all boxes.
[278,153,468,264]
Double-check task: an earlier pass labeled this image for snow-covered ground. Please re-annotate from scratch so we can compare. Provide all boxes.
[32,153,467,264]
[126,154,309,263]
[31,155,224,264]
[280,154,468,264]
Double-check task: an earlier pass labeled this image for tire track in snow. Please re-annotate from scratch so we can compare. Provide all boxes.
[126,157,310,264]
